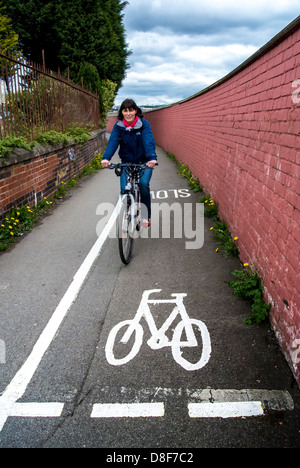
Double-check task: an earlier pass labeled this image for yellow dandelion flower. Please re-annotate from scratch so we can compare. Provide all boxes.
[234,237,238,241]
[244,263,249,267]
[215,248,219,252]
[10,232,14,236]
[210,226,214,230]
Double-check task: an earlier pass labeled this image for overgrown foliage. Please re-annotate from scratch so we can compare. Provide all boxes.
[0,1,18,53]
[0,136,34,158]
[0,127,92,159]
[4,0,130,111]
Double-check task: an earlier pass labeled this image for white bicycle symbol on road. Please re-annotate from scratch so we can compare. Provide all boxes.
[105,289,212,371]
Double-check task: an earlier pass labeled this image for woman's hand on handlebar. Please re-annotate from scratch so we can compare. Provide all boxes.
[101,159,110,168]
[147,160,157,168]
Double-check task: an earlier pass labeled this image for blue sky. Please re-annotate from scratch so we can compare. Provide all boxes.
[115,0,300,106]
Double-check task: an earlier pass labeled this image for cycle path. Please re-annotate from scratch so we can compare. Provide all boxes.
[0,145,299,448]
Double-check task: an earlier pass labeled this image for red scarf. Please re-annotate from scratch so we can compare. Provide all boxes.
[123,115,138,128]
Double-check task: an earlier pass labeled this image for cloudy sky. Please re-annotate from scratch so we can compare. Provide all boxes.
[115,0,299,106]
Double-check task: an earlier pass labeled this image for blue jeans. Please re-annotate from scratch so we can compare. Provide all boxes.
[120,167,153,219]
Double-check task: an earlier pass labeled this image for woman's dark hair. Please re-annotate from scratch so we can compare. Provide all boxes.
[118,98,143,120]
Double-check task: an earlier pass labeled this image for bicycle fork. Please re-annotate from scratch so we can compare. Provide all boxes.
[121,192,140,235]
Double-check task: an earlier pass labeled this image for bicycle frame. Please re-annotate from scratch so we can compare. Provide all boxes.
[121,289,197,349]
[109,162,147,233]
[105,162,157,264]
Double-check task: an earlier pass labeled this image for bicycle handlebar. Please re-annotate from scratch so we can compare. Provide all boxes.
[103,161,158,176]
[105,162,158,169]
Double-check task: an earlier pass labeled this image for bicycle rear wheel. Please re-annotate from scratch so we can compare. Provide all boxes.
[118,196,134,264]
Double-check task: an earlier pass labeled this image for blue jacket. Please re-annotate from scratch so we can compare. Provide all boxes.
[103,117,157,163]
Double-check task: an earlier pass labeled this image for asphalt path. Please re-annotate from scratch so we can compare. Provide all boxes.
[0,146,299,449]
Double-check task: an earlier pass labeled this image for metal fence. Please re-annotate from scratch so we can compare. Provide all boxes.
[0,50,100,142]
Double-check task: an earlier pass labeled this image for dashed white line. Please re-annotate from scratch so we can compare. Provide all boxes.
[0,387,294,423]
[188,401,264,418]
[89,387,294,420]
[10,402,64,418]
[91,403,165,418]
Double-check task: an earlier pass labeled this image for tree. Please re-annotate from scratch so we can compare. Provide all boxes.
[0,2,20,92]
[99,79,117,127]
[76,62,101,96]
[4,0,61,69]
[0,1,18,53]
[95,0,130,91]
[5,0,130,92]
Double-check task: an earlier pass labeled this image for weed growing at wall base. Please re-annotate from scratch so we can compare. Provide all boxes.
[213,220,239,257]
[228,264,271,324]
[167,154,202,193]
[0,202,51,251]
[200,194,219,221]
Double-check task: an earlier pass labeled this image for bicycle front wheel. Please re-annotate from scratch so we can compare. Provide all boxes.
[105,320,143,366]
[172,319,211,371]
[118,196,134,264]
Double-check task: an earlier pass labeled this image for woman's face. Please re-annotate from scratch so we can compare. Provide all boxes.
[122,107,137,124]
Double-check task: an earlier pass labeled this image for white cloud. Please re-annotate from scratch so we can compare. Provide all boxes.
[115,0,299,106]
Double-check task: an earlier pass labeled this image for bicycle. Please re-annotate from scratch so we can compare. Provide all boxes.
[107,162,157,264]
[105,289,212,371]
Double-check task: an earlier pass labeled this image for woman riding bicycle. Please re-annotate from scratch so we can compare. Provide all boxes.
[101,99,157,228]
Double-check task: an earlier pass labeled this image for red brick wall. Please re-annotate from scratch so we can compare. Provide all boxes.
[0,130,106,220]
[107,22,300,385]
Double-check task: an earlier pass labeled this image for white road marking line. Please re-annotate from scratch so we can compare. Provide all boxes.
[91,403,165,418]
[91,387,294,420]
[0,199,121,432]
[97,386,294,411]
[10,403,64,418]
[188,401,264,418]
